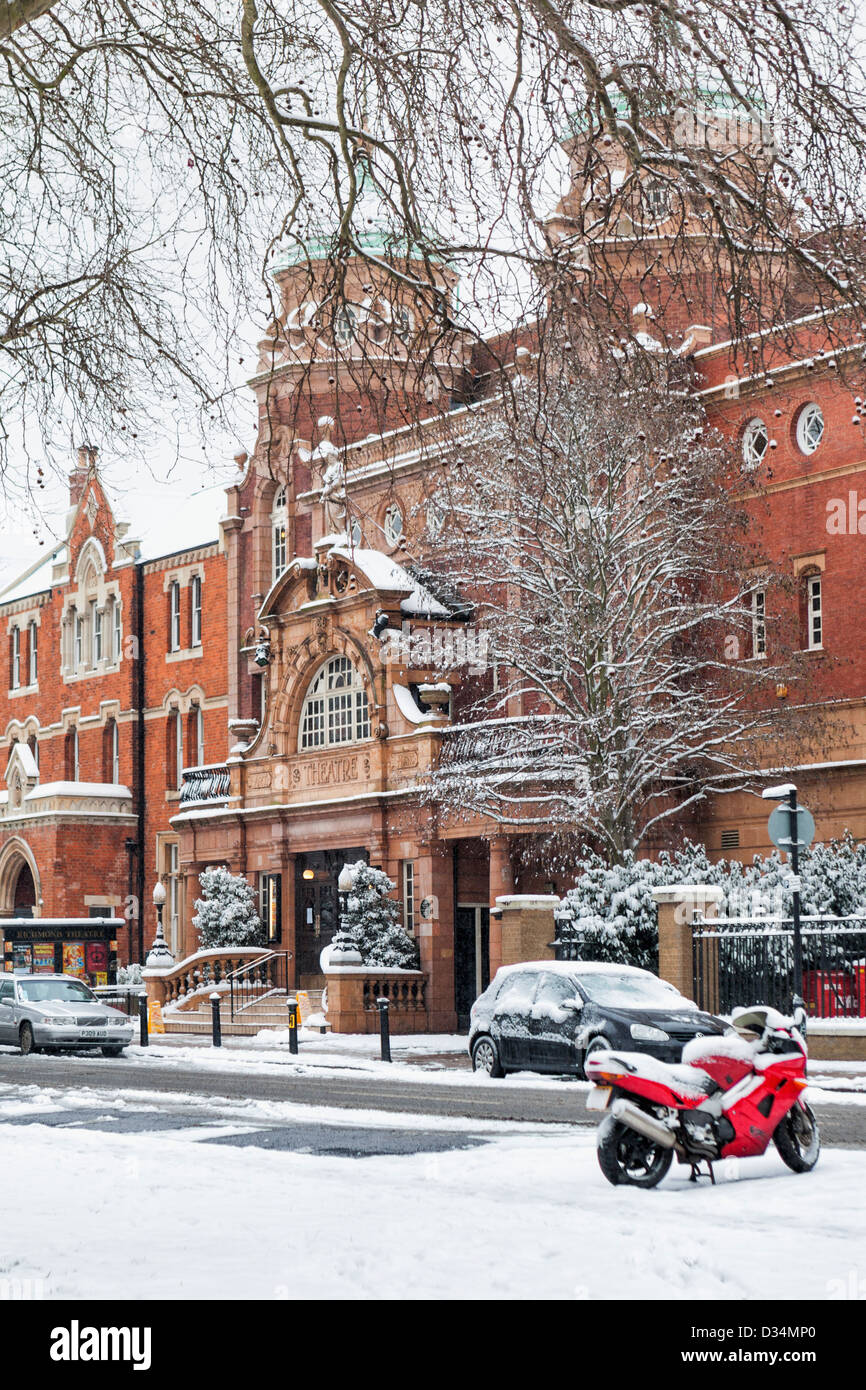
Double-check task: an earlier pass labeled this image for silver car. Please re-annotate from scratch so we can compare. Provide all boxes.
[0,973,135,1056]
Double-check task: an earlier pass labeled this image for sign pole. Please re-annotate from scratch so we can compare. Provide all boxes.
[788,786,804,1011]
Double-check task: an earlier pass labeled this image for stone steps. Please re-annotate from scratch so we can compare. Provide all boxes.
[161,987,328,1036]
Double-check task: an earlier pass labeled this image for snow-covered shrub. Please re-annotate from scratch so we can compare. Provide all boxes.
[555,834,866,970]
[116,963,143,986]
[334,860,420,969]
[193,866,265,948]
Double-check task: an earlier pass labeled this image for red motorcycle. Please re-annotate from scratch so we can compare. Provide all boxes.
[585,1005,820,1187]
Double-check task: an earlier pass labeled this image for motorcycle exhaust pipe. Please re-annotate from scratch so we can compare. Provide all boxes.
[611,1097,677,1149]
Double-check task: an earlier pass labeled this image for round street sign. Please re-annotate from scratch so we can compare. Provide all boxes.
[767,803,816,853]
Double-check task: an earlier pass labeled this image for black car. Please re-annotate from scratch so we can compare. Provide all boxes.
[468,960,726,1078]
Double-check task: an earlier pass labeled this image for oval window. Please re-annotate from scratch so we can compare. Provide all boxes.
[795,402,824,455]
[742,418,769,470]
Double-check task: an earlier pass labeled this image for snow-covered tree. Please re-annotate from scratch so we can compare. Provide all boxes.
[556,835,866,968]
[193,866,265,949]
[426,362,815,862]
[4,2,866,498]
[335,860,420,969]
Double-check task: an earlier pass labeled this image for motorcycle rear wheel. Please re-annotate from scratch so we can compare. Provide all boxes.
[773,1101,820,1173]
[596,1112,673,1188]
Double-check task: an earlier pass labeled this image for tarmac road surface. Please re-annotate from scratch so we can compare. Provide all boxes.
[2,1050,865,1148]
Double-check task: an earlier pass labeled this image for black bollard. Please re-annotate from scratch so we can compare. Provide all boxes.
[138,993,149,1048]
[287,996,299,1055]
[210,992,222,1047]
[377,996,391,1063]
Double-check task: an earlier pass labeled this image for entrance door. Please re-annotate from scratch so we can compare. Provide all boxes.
[454,904,490,1031]
[295,849,366,979]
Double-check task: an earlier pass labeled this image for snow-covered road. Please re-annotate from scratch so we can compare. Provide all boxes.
[1,1085,864,1300]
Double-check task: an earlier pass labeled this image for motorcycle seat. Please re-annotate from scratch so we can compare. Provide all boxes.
[593,1051,720,1099]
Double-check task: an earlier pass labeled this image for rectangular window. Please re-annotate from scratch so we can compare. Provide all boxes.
[113,600,122,661]
[751,588,766,658]
[111,721,119,783]
[74,612,83,670]
[191,576,202,647]
[92,602,103,664]
[260,873,282,943]
[28,621,37,684]
[168,842,180,956]
[273,524,287,581]
[402,862,416,935]
[807,575,822,650]
[175,711,183,790]
[11,627,20,689]
[170,582,181,652]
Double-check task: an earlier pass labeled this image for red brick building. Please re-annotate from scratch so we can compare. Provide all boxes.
[3,118,866,1022]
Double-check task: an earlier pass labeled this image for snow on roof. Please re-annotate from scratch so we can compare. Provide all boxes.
[0,543,66,605]
[330,547,450,616]
[137,483,227,562]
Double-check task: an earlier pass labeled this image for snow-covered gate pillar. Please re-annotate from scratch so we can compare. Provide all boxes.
[651,885,724,999]
[495,894,559,970]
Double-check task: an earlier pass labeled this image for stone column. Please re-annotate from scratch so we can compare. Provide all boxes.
[488,836,514,977]
[181,865,202,960]
[496,894,559,968]
[651,885,724,999]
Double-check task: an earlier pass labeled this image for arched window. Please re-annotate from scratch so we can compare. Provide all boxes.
[383,503,404,548]
[299,656,371,751]
[272,487,288,582]
[166,709,183,789]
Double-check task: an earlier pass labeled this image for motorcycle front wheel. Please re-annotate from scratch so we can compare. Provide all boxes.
[596,1111,673,1188]
[773,1101,820,1173]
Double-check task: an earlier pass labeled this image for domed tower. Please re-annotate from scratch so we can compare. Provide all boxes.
[546,83,797,351]
[251,170,470,450]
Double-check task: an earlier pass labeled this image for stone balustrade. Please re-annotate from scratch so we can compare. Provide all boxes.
[143,946,270,1010]
[324,967,428,1034]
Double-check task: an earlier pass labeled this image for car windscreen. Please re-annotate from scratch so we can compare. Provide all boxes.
[16,979,96,1004]
[577,972,683,1009]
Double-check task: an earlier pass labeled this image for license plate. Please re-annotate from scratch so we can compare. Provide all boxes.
[80,1030,103,1039]
[586,1086,613,1111]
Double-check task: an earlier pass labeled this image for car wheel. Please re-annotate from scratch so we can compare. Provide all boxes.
[596,1110,673,1189]
[773,1101,820,1173]
[19,1022,37,1056]
[580,1034,613,1079]
[101,1046,125,1058]
[471,1035,504,1078]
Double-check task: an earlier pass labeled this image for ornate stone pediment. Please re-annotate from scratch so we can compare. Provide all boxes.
[4,742,38,812]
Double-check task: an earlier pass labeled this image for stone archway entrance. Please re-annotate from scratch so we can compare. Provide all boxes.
[12,861,36,917]
[0,841,40,919]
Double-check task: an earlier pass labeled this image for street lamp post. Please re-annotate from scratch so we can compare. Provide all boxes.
[145,880,175,970]
[762,782,808,1020]
[329,863,362,965]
